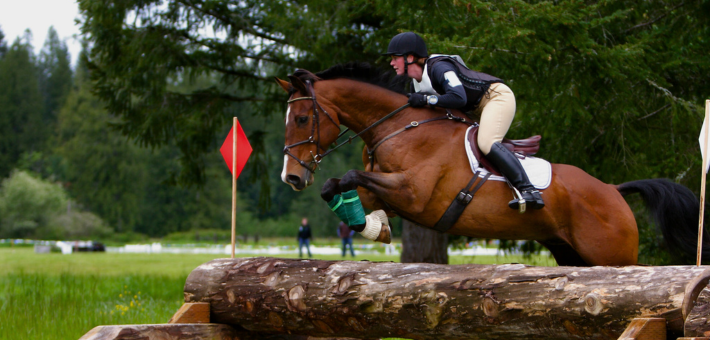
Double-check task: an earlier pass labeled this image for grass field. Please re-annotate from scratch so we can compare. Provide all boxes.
[0,243,555,340]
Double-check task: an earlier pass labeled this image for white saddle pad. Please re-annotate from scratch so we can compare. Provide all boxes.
[464,126,552,190]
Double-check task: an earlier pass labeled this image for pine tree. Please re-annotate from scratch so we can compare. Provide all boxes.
[0,26,7,58]
[39,27,73,137]
[0,32,45,178]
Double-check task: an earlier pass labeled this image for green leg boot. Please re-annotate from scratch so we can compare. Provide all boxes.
[327,190,367,228]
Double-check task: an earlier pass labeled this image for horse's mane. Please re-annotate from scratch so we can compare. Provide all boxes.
[291,62,408,95]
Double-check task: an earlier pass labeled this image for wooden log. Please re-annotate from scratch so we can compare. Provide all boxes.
[78,323,357,340]
[685,284,710,337]
[617,318,666,340]
[183,258,710,340]
[78,324,242,340]
[168,302,210,323]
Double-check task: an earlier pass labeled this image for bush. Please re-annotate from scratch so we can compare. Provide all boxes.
[0,170,67,238]
[50,210,113,239]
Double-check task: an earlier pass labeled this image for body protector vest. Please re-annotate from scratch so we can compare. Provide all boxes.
[421,55,504,112]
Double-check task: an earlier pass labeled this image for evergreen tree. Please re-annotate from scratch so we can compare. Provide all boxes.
[0,26,7,58]
[0,32,45,179]
[39,27,73,137]
[55,68,149,232]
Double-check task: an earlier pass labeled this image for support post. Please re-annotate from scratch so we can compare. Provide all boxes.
[231,117,238,259]
[168,302,210,323]
[617,318,666,340]
[701,101,710,265]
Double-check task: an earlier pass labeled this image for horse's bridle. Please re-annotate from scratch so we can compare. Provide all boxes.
[282,80,338,173]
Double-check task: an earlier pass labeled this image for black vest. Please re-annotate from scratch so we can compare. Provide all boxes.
[426,56,503,112]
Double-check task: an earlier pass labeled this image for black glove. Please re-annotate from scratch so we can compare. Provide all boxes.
[407,93,427,107]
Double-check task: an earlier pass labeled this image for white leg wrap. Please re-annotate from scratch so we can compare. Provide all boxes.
[360,214,382,241]
[370,209,389,226]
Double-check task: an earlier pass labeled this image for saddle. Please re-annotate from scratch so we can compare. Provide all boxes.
[468,127,541,176]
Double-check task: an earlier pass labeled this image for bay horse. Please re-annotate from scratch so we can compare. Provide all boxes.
[277,63,706,266]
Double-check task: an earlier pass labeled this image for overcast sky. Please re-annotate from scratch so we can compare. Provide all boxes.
[0,0,82,67]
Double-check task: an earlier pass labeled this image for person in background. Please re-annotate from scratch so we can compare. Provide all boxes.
[297,217,312,258]
[338,221,356,257]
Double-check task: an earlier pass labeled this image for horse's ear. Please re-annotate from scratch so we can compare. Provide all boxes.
[274,77,293,93]
[287,74,308,94]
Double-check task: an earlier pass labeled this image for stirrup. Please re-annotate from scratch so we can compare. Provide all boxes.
[508,189,544,212]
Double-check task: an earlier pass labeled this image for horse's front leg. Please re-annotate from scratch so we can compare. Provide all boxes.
[335,169,434,243]
[322,177,389,209]
[340,170,425,212]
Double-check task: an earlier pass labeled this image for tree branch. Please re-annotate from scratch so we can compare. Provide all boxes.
[624,2,686,33]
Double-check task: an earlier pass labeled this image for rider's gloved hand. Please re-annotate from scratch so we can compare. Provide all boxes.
[407,93,427,107]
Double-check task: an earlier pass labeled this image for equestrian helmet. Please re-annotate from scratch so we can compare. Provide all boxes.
[383,32,428,58]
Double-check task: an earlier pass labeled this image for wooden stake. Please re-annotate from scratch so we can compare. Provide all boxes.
[698,100,710,266]
[232,117,238,259]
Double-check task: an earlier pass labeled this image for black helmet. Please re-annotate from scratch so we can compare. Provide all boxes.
[383,32,428,58]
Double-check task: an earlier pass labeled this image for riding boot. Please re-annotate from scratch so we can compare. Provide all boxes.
[486,142,545,210]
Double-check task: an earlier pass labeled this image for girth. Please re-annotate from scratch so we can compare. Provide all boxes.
[433,171,492,233]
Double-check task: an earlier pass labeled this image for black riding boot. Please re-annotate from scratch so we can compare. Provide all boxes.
[486,142,545,210]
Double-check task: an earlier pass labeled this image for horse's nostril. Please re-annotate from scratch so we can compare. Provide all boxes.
[286,174,301,185]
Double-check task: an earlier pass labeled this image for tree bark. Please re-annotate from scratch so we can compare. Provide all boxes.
[79,324,361,340]
[400,219,448,264]
[184,258,710,340]
[685,284,710,337]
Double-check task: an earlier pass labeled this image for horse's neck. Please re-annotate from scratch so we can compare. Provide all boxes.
[319,80,414,145]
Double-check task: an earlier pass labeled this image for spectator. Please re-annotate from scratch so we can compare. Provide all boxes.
[297,217,312,258]
[338,221,355,257]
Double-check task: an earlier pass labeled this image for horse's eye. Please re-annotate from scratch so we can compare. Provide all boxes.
[297,115,309,125]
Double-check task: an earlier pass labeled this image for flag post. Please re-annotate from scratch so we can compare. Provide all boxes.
[231,117,238,259]
[220,118,251,259]
[698,100,710,266]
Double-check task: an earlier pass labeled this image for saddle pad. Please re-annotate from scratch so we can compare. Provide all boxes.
[464,126,552,190]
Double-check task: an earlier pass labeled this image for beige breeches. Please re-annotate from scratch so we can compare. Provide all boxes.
[475,83,516,155]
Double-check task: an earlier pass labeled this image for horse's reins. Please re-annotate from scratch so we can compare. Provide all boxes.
[283,79,471,173]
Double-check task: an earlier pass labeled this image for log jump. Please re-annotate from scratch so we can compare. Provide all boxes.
[183,257,710,340]
[81,257,710,340]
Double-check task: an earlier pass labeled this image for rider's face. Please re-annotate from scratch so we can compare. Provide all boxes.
[390,55,405,75]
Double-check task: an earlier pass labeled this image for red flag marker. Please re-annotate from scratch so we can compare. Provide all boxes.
[221,118,252,258]
[220,121,252,178]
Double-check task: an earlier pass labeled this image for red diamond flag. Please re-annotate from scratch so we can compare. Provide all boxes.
[220,121,252,178]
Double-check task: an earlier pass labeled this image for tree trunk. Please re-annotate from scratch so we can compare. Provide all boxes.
[400,219,448,264]
[184,258,710,340]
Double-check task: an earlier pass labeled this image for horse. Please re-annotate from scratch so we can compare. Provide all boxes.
[276,63,707,266]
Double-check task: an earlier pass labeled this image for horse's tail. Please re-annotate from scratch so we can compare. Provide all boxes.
[617,178,710,261]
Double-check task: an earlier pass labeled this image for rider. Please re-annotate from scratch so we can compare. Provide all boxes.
[383,32,544,210]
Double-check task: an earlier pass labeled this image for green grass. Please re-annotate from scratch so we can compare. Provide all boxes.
[0,244,555,340]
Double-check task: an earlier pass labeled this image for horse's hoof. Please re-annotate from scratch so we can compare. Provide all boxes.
[375,224,392,244]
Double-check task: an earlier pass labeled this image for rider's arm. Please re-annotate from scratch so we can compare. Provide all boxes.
[429,61,467,109]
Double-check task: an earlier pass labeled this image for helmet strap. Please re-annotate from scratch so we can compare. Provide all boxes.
[404,54,415,76]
